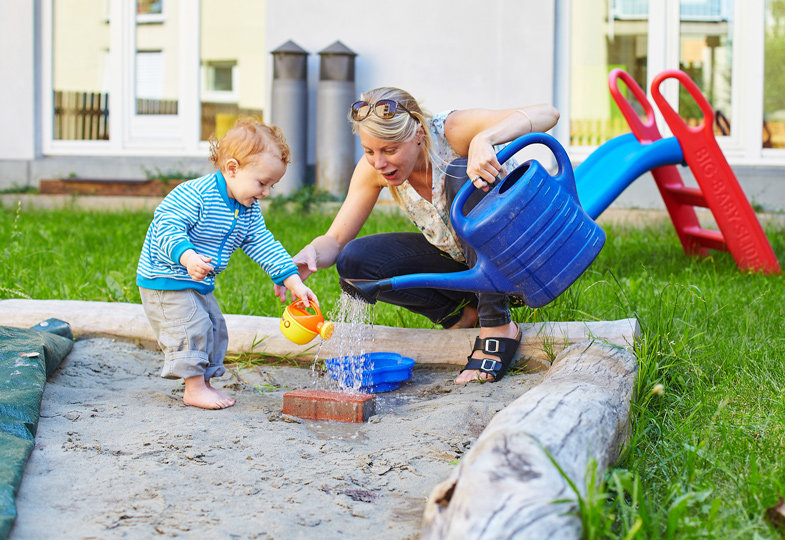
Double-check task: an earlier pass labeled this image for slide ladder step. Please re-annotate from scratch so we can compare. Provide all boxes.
[661,184,709,208]
[682,226,727,252]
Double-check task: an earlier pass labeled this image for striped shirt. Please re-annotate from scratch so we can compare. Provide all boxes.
[136,170,298,294]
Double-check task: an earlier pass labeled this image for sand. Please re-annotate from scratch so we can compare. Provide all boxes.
[9,338,543,539]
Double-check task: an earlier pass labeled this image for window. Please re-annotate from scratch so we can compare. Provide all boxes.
[202,61,238,102]
[52,0,110,140]
[136,0,164,23]
[764,0,785,149]
[136,51,178,115]
[569,0,649,147]
[678,0,733,135]
[137,0,162,14]
[568,0,738,148]
[44,0,198,153]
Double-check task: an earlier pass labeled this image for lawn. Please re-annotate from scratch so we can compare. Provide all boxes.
[1,198,784,538]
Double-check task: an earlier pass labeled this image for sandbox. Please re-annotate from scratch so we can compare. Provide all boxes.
[1,300,638,539]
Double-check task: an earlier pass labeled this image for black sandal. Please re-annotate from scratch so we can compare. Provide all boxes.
[459,327,522,383]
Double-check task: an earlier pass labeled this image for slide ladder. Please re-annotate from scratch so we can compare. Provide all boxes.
[612,69,780,274]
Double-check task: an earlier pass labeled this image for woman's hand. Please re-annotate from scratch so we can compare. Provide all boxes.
[293,244,319,281]
[275,244,319,302]
[466,133,502,192]
[445,105,560,192]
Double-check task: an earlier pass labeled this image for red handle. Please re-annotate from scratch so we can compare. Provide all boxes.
[608,68,661,143]
[651,70,714,138]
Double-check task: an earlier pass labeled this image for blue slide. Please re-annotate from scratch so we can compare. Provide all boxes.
[574,132,685,219]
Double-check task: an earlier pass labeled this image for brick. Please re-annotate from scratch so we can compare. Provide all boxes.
[282,389,376,423]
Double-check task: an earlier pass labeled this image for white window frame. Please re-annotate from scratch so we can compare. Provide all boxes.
[557,0,785,166]
[41,0,202,156]
[200,61,239,104]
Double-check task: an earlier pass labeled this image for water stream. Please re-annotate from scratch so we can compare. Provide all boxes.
[305,293,432,419]
[309,292,376,393]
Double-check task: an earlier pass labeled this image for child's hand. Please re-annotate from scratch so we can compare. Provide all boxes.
[180,249,214,281]
[275,246,320,303]
[282,274,318,308]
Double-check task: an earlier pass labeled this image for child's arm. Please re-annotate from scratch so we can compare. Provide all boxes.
[282,274,318,308]
[180,249,214,281]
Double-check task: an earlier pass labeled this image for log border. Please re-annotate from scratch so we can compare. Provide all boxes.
[0,299,639,371]
[422,341,639,539]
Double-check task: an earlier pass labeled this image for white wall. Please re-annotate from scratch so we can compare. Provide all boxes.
[265,0,556,164]
[0,0,37,161]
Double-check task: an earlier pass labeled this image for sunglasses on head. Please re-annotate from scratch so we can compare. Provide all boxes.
[350,99,417,122]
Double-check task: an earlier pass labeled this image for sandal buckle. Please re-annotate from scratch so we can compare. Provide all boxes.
[484,339,500,353]
[480,358,500,372]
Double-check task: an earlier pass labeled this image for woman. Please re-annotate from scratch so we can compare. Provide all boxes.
[276,87,559,384]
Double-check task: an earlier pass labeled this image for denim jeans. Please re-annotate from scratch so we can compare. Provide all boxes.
[336,160,511,328]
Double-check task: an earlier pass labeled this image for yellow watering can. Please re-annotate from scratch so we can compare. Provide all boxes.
[280,301,334,345]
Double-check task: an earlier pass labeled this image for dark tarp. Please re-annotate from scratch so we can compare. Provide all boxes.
[0,320,73,539]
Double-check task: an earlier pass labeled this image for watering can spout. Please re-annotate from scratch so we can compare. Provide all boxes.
[339,278,393,305]
[341,268,503,305]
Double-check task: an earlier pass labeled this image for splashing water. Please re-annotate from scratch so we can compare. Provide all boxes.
[310,339,325,381]
[312,292,375,393]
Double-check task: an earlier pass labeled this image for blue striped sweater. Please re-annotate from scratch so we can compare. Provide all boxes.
[136,171,298,294]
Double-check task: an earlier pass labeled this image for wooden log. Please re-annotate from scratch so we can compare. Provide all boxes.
[0,300,638,371]
[422,341,638,539]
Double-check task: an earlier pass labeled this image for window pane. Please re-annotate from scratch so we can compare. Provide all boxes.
[764,0,785,149]
[135,0,178,116]
[52,0,110,140]
[200,0,265,141]
[570,0,649,146]
[678,0,733,135]
[137,0,162,15]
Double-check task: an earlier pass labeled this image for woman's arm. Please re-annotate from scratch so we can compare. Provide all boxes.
[444,104,560,189]
[292,158,383,279]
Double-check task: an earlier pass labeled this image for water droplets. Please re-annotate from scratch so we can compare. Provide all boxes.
[313,293,375,393]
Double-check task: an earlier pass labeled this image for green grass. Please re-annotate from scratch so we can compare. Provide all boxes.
[2,199,785,538]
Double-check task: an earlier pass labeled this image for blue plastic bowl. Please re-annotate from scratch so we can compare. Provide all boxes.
[325,352,415,393]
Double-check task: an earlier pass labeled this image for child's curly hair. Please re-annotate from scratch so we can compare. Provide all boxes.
[209,117,292,170]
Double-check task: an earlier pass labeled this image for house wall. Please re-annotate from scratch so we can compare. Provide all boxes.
[265,0,557,165]
[201,0,266,111]
[0,0,37,186]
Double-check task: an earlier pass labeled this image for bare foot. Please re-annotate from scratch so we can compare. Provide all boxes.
[447,306,479,330]
[183,376,236,409]
[455,321,519,384]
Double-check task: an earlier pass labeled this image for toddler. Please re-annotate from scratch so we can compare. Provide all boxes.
[137,118,317,409]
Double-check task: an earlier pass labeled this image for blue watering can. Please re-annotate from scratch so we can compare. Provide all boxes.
[340,132,606,308]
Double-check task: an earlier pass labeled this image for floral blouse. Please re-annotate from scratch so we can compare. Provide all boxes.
[388,110,518,262]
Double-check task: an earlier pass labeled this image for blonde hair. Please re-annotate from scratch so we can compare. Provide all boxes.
[209,117,292,171]
[348,87,434,159]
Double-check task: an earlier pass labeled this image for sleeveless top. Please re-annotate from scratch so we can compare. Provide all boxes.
[388,110,518,262]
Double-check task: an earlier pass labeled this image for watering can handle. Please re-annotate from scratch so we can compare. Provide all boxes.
[453,132,576,220]
[292,299,322,317]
